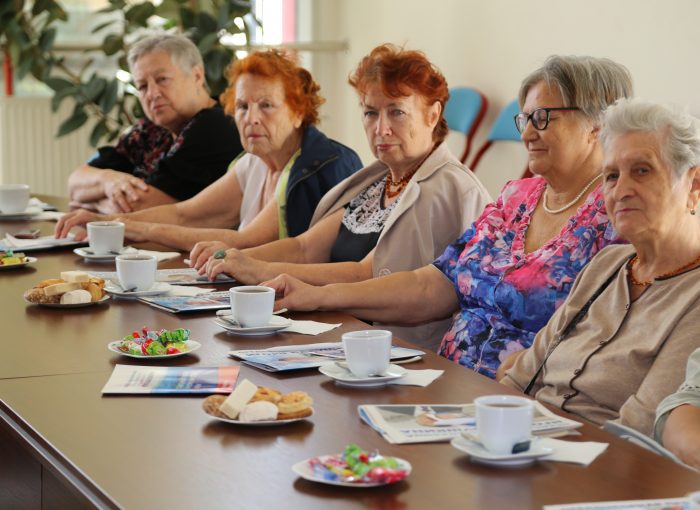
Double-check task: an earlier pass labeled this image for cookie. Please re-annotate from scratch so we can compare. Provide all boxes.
[250,387,282,404]
[277,391,313,414]
[277,407,313,421]
[23,287,60,304]
[202,394,229,418]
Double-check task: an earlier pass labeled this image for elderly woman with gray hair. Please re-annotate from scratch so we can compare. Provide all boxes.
[501,98,700,437]
[67,32,242,213]
[265,55,631,363]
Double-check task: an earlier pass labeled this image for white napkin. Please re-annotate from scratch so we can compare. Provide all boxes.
[134,249,181,263]
[2,233,77,250]
[539,438,608,466]
[389,368,443,387]
[282,320,342,335]
[166,285,214,297]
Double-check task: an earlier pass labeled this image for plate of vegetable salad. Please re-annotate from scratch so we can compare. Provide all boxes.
[292,444,411,487]
[108,327,201,359]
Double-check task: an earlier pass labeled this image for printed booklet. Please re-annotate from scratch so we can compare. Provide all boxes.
[358,401,583,444]
[102,365,240,394]
[543,499,688,510]
[229,342,425,372]
[88,268,235,286]
[138,291,231,313]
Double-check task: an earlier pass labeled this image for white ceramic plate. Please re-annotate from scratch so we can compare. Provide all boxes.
[0,256,37,270]
[204,408,313,426]
[450,435,554,467]
[292,454,411,487]
[0,206,42,220]
[318,363,407,388]
[107,339,201,359]
[25,295,110,309]
[73,246,137,261]
[213,315,293,336]
[105,281,173,297]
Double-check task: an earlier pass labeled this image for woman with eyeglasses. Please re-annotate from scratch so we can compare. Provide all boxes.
[501,99,700,437]
[263,55,632,373]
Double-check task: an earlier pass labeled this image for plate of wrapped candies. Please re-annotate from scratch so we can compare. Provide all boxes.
[0,250,36,270]
[292,444,411,487]
[202,379,313,426]
[108,327,200,359]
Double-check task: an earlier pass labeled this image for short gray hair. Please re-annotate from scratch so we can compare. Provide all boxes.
[128,32,205,79]
[519,55,633,125]
[600,98,700,179]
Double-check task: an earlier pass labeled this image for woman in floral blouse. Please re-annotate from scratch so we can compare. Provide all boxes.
[263,55,633,376]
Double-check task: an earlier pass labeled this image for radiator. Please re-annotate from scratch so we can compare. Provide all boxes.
[0,96,95,197]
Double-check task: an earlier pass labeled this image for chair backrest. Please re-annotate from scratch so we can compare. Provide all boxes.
[469,99,522,172]
[443,87,488,164]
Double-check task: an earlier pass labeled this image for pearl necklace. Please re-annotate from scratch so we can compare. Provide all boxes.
[542,174,602,214]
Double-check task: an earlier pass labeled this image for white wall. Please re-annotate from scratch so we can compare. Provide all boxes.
[309,0,700,196]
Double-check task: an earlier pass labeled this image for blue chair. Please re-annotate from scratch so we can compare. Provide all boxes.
[469,99,524,174]
[443,87,488,164]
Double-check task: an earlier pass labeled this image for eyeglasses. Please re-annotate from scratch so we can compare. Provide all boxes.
[514,107,581,134]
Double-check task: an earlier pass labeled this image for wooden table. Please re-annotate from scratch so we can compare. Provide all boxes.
[1,214,699,509]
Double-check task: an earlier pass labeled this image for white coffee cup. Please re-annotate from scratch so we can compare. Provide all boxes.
[229,286,274,328]
[0,184,30,214]
[116,254,157,292]
[475,395,534,455]
[87,221,125,255]
[341,330,392,377]
[688,491,700,510]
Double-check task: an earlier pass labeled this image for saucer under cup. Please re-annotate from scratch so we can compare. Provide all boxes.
[475,395,533,455]
[116,254,157,292]
[342,330,392,378]
[0,184,30,214]
[87,221,124,255]
[229,286,274,328]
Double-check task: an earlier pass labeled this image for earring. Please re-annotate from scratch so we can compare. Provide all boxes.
[692,208,697,215]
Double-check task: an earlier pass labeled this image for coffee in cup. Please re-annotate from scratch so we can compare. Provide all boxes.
[0,184,30,214]
[87,221,125,255]
[229,286,275,327]
[341,330,392,377]
[116,254,157,292]
[474,395,534,455]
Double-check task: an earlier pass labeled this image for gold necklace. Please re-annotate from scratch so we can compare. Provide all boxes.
[542,174,601,214]
[627,252,700,286]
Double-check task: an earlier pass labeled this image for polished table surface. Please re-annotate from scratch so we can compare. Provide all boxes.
[1,214,699,509]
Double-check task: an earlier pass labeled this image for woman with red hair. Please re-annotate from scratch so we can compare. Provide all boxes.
[56,49,361,251]
[200,44,491,347]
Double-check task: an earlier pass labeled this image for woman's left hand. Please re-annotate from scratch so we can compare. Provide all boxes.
[204,248,265,284]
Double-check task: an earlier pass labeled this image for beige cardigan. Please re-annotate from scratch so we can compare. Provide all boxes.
[310,142,491,350]
[502,244,700,436]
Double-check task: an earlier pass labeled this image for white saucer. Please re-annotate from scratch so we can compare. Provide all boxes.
[73,246,137,261]
[0,256,37,270]
[450,435,554,467]
[105,281,173,297]
[318,363,407,387]
[213,315,293,336]
[292,454,411,487]
[26,295,111,309]
[0,206,42,220]
[108,339,201,359]
[205,408,313,426]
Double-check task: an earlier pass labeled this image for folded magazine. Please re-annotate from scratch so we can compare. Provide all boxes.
[229,342,425,372]
[138,291,231,313]
[102,365,240,394]
[358,402,582,444]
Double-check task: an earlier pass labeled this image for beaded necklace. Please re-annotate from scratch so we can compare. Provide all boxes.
[384,149,434,200]
[627,252,700,286]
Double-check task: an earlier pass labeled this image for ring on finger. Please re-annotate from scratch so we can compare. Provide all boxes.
[214,249,226,259]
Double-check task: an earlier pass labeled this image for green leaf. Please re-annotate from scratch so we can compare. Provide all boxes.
[198,32,219,54]
[57,109,88,137]
[32,0,51,16]
[196,12,218,35]
[39,27,57,53]
[102,34,123,56]
[15,54,33,80]
[91,20,116,34]
[89,120,109,147]
[84,76,107,102]
[45,77,73,92]
[179,7,195,28]
[125,2,156,26]
[99,79,120,113]
[204,48,229,85]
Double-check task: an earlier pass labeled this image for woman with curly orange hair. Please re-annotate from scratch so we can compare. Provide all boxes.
[199,44,491,346]
[56,49,361,251]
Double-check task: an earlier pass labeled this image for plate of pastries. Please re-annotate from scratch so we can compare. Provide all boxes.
[24,270,109,308]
